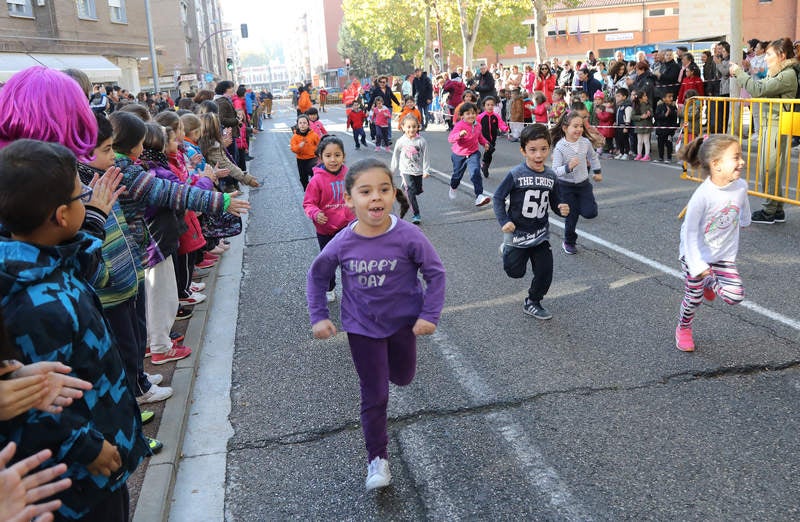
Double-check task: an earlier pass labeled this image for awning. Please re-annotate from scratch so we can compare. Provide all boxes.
[0,53,41,82]
[0,53,122,83]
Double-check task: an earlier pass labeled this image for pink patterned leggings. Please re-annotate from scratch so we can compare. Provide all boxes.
[679,257,744,327]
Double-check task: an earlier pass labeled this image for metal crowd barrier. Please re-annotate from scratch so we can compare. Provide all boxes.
[682,96,800,208]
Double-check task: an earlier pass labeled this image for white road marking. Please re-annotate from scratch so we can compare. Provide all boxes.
[430,330,592,520]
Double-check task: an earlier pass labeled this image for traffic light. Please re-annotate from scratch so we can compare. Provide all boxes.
[432,40,441,63]
[226,58,234,71]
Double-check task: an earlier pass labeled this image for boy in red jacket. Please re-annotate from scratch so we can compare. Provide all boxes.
[346,101,368,150]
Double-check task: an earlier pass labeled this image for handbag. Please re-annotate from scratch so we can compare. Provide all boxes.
[200,212,242,239]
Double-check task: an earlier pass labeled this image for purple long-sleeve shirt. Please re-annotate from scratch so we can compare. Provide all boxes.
[307,217,446,338]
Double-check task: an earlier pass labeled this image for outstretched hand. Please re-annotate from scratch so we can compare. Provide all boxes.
[225,192,251,217]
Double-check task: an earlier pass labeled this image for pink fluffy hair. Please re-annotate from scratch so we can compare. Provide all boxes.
[0,66,98,161]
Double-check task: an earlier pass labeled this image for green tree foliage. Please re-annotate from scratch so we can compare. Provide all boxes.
[342,0,532,70]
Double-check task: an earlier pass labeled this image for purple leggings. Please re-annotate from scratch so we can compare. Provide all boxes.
[348,326,417,462]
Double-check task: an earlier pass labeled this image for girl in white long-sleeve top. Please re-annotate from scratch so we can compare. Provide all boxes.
[549,112,602,255]
[675,134,749,352]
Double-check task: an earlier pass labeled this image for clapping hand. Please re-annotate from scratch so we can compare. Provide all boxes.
[11,362,93,414]
[0,443,71,522]
[87,167,125,215]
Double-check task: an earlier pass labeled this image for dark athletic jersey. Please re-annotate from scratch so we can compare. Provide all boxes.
[493,163,563,248]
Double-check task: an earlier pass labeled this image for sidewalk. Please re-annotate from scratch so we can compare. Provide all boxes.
[128,201,249,522]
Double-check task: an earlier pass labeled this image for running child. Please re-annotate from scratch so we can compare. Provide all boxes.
[390,114,430,224]
[290,114,320,190]
[676,135,749,352]
[302,136,355,302]
[306,157,445,491]
[346,101,368,150]
[397,97,422,130]
[550,112,602,255]
[477,95,509,178]
[448,102,491,207]
[306,107,328,138]
[493,124,570,319]
[371,97,391,152]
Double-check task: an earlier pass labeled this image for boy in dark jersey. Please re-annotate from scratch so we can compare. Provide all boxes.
[493,124,570,320]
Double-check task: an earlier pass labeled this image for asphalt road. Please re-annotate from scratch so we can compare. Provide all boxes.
[222,101,800,521]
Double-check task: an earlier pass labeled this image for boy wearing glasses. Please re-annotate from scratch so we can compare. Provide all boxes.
[0,139,149,521]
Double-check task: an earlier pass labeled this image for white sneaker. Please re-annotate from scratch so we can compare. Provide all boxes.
[365,457,391,490]
[448,187,457,200]
[620,153,630,161]
[137,383,173,405]
[146,373,163,385]
[474,194,491,207]
[190,282,206,292]
[614,153,622,160]
[326,290,336,303]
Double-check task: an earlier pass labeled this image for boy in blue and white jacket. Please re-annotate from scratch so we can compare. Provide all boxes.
[0,139,149,520]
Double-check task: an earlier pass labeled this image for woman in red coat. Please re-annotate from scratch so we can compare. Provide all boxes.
[533,64,557,104]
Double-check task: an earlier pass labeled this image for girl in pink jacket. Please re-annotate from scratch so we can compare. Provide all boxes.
[302,136,354,302]
[447,102,491,207]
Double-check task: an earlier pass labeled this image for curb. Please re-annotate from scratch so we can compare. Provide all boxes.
[131,265,218,522]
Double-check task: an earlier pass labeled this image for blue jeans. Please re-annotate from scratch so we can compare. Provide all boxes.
[450,151,483,197]
[375,125,389,147]
[352,127,366,147]
[558,180,598,245]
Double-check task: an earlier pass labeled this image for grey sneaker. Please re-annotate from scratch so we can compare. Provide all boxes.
[365,457,391,490]
[523,298,552,320]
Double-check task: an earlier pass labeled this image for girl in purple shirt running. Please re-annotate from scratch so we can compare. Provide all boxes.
[306,157,446,492]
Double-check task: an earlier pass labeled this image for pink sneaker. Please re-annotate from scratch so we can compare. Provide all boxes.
[634,154,643,161]
[151,345,192,365]
[675,326,695,352]
[641,155,651,161]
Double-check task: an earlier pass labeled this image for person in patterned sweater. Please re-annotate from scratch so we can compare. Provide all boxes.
[493,124,570,320]
[0,140,149,521]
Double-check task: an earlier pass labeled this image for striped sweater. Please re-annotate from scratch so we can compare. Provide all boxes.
[77,163,144,308]
[114,154,227,265]
[551,137,601,185]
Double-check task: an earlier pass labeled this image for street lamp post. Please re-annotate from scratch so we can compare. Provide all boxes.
[144,0,159,92]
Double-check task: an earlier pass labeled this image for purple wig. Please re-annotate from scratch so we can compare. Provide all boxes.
[0,66,98,161]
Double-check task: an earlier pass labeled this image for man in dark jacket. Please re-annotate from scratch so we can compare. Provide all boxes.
[367,75,399,142]
[475,63,497,102]
[412,68,433,130]
[576,68,603,99]
[656,49,681,99]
